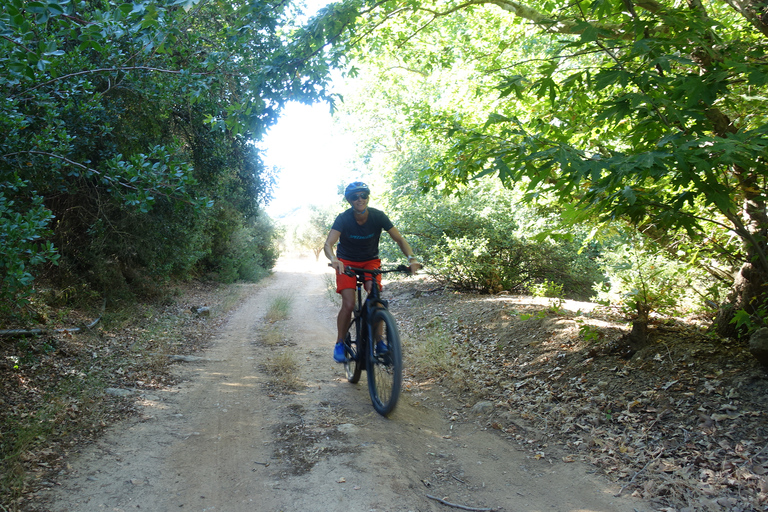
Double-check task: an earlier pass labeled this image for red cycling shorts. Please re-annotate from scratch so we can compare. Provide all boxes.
[335,258,381,293]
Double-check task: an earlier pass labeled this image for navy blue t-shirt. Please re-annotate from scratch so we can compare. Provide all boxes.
[332,208,394,261]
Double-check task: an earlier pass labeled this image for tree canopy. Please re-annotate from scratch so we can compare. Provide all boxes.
[313,0,768,336]
[0,0,351,315]
[4,0,768,339]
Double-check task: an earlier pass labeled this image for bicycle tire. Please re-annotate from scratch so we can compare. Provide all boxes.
[366,308,402,416]
[344,315,363,384]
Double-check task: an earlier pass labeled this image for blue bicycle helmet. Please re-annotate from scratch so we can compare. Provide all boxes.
[344,181,370,200]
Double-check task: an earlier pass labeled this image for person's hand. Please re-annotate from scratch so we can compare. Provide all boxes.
[409,261,422,274]
[331,260,345,275]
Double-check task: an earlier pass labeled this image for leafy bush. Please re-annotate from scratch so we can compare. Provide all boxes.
[201,209,277,284]
[0,0,308,320]
[529,279,564,299]
[0,190,59,317]
[381,179,602,298]
[592,238,716,319]
[426,231,579,294]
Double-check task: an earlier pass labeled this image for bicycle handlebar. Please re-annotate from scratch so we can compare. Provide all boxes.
[327,263,412,276]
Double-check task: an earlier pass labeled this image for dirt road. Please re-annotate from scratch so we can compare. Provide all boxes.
[43,259,650,512]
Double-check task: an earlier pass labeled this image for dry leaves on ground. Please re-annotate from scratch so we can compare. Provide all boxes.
[387,278,768,512]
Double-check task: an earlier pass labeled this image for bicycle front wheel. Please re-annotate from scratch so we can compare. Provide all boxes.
[344,316,363,384]
[366,309,402,416]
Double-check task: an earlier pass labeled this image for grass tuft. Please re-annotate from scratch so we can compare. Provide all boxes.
[261,325,285,346]
[265,294,293,323]
[263,350,302,391]
[323,274,341,306]
[407,327,478,394]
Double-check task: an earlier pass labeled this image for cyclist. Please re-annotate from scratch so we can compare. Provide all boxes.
[324,181,421,362]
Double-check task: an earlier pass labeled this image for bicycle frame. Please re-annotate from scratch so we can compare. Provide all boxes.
[351,271,389,359]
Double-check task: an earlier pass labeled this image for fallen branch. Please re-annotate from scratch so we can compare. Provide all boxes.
[426,494,495,511]
[0,298,106,338]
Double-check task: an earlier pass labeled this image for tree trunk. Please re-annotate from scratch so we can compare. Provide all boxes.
[614,304,650,359]
[715,261,768,338]
[627,319,649,351]
[715,164,768,338]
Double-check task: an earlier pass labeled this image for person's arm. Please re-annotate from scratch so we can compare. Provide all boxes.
[324,229,345,274]
[387,227,422,274]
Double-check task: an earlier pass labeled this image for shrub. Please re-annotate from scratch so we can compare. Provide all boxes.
[592,238,716,319]
[201,209,277,283]
[381,181,602,298]
[530,279,564,299]
[0,190,59,318]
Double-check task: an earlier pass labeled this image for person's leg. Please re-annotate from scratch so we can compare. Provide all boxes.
[333,262,357,362]
[372,287,385,350]
[337,288,356,342]
[361,259,382,291]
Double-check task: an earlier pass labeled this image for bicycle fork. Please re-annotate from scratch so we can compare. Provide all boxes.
[363,297,388,357]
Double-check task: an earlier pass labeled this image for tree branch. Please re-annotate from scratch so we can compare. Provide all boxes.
[0,151,197,205]
[722,209,768,274]
[2,34,33,53]
[17,66,214,96]
[426,494,495,511]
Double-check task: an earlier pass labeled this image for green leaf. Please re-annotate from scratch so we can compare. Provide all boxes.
[26,2,48,13]
[621,186,636,204]
[171,0,203,11]
[594,69,629,90]
[47,1,65,15]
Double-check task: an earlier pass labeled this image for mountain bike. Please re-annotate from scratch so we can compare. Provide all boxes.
[336,265,409,416]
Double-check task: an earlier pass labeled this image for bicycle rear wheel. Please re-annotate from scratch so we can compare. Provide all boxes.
[344,315,363,384]
[366,309,402,416]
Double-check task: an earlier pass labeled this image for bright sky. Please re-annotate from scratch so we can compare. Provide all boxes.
[262,101,356,218]
[260,0,359,219]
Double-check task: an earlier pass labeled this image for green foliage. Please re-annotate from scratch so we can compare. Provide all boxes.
[520,310,548,321]
[578,321,603,343]
[201,209,278,284]
[319,0,768,337]
[379,178,603,298]
[0,187,59,315]
[529,279,564,299]
[592,237,710,320]
[291,205,336,259]
[0,0,345,315]
[531,279,566,312]
[731,299,768,334]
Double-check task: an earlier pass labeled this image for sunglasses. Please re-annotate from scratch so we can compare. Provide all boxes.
[349,192,369,201]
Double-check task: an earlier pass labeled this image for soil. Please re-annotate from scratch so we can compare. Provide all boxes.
[13,256,768,511]
[385,277,768,512]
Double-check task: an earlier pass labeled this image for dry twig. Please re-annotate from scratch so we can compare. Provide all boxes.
[426,494,495,511]
[615,449,665,497]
